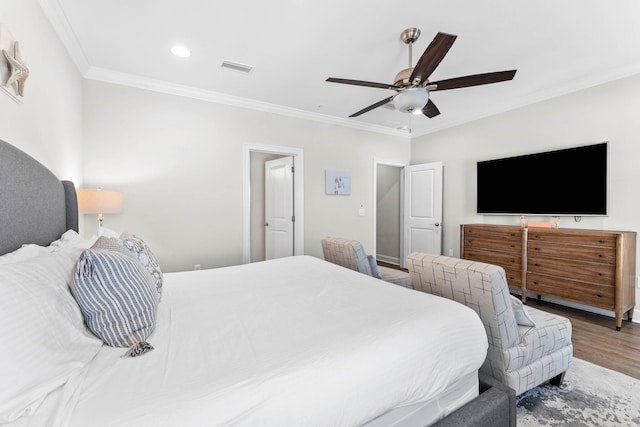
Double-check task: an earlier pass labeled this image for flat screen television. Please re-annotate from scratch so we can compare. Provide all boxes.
[476,142,607,216]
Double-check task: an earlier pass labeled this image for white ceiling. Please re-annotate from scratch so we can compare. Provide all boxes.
[41,0,640,137]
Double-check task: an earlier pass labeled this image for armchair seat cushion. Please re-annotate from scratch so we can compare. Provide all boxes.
[505,306,572,373]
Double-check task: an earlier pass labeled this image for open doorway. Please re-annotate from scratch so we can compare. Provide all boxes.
[376,164,403,266]
[243,144,304,264]
[374,160,406,267]
[374,160,443,269]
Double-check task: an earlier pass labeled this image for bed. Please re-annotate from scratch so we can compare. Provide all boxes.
[0,138,489,426]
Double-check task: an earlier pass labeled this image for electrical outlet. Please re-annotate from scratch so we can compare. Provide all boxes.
[194,264,201,271]
[448,249,454,257]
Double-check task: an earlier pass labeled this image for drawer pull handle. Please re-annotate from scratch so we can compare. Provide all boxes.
[509,260,515,263]
[598,273,603,276]
[597,294,603,298]
[534,263,540,267]
[598,254,604,258]
[598,240,605,244]
[533,281,539,285]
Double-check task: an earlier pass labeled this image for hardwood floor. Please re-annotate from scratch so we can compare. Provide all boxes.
[527,299,640,380]
[377,260,640,380]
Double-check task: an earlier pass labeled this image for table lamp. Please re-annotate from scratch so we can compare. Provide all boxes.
[77,188,124,227]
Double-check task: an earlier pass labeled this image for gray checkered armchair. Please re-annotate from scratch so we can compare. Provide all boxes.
[407,252,573,395]
[321,237,411,288]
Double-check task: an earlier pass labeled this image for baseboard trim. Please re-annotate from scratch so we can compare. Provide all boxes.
[376,254,400,265]
[514,292,639,324]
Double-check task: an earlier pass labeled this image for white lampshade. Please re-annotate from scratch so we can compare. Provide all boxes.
[393,87,429,113]
[77,188,123,227]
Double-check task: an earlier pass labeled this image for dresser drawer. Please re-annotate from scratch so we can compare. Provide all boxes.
[528,230,617,248]
[527,255,615,286]
[527,273,615,310]
[528,241,616,264]
[464,249,521,268]
[463,227,522,253]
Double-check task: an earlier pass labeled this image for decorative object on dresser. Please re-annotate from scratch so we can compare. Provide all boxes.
[461,224,636,330]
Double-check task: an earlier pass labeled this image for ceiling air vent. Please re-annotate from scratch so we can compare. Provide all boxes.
[221,60,254,73]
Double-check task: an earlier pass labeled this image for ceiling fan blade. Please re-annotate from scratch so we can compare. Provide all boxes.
[349,96,394,117]
[429,70,517,91]
[409,32,457,85]
[326,78,399,90]
[422,99,440,118]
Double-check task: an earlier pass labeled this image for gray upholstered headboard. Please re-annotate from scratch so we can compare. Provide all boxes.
[0,139,79,255]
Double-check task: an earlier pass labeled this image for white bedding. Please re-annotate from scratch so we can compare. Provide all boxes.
[16,255,487,427]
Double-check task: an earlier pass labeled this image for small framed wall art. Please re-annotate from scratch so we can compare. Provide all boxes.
[0,24,29,103]
[325,170,351,195]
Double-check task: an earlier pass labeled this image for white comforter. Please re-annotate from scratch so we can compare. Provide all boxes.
[21,256,488,426]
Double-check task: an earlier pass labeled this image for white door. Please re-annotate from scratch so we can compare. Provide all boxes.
[265,156,294,260]
[402,162,443,267]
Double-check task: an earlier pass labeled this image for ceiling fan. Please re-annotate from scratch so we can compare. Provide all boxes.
[326,28,517,118]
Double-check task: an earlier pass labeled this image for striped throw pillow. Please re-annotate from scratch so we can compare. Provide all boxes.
[71,243,158,358]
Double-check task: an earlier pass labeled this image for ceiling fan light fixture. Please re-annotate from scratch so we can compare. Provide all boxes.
[393,88,429,114]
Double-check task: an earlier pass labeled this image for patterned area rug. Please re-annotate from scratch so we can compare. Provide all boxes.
[517,357,640,426]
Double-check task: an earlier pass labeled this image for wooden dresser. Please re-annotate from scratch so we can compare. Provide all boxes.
[460,224,636,330]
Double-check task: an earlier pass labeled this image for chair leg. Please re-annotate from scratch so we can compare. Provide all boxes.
[549,371,566,387]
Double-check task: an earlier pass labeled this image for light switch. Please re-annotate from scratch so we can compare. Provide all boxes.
[358,207,365,216]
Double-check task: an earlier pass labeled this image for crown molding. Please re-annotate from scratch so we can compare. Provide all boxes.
[40,0,640,141]
[411,63,640,138]
[39,0,90,74]
[39,0,408,138]
[84,67,411,138]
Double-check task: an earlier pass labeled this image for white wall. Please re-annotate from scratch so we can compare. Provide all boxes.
[82,80,410,272]
[0,0,83,183]
[411,72,640,312]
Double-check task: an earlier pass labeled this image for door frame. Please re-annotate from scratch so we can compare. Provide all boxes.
[372,158,408,265]
[243,143,304,264]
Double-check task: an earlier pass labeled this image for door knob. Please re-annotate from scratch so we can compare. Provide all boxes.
[434,223,440,227]
[264,222,269,227]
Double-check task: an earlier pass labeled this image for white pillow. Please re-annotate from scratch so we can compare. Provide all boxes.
[0,244,49,265]
[0,249,103,423]
[0,230,95,266]
[97,227,121,239]
[510,295,536,327]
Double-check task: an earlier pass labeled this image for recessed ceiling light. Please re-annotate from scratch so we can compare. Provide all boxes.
[171,45,191,58]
